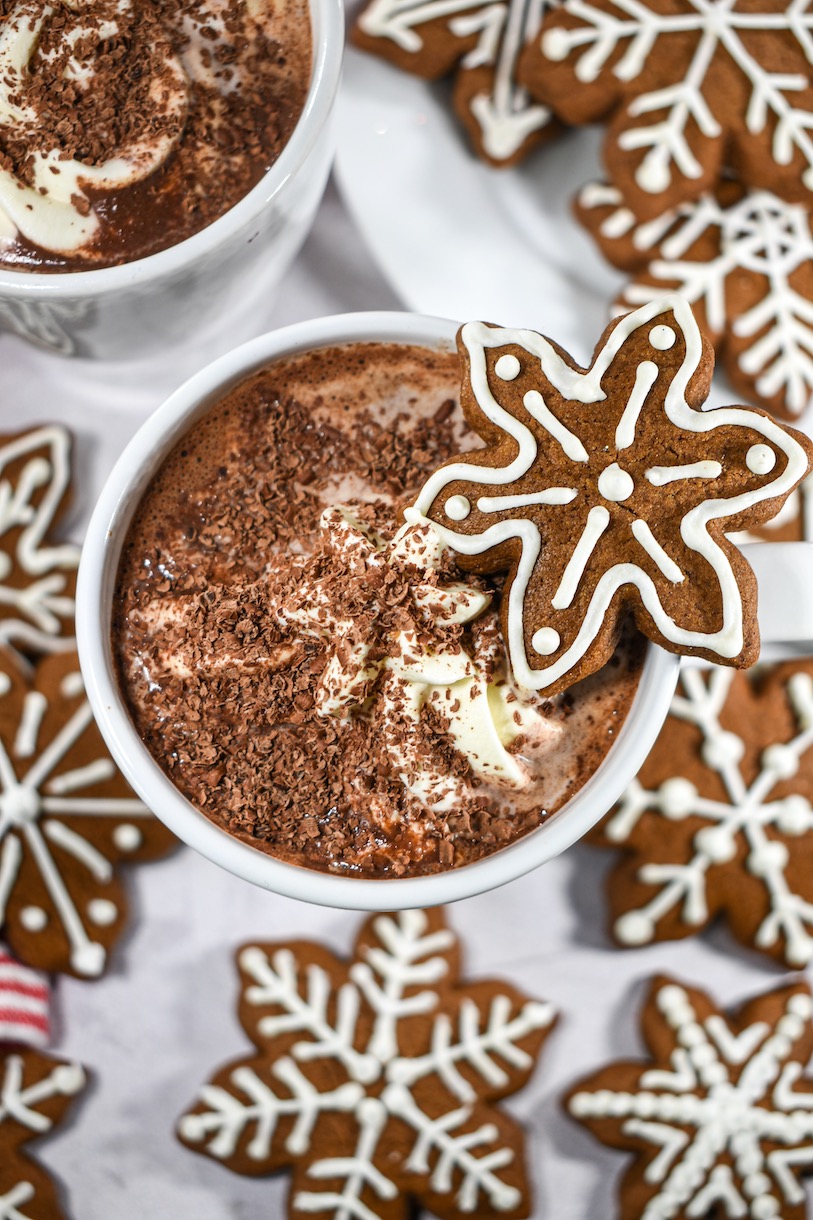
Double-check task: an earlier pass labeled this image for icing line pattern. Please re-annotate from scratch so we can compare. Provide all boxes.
[606,664,813,965]
[410,296,810,691]
[179,910,554,1217]
[580,183,813,417]
[568,981,813,1220]
[539,0,813,197]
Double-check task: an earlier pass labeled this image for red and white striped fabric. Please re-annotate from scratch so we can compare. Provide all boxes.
[0,948,50,1048]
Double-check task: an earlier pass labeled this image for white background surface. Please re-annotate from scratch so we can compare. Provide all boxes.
[7,180,811,1219]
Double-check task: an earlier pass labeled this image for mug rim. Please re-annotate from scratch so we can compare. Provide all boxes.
[76,311,680,909]
[0,0,344,296]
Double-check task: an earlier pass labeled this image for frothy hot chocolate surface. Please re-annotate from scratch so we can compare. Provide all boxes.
[0,0,310,270]
[113,343,645,877]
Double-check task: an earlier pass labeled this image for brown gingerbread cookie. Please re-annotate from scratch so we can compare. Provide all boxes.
[0,426,79,661]
[576,182,813,421]
[408,297,813,696]
[0,1046,86,1220]
[0,648,175,979]
[518,1,813,220]
[596,661,813,967]
[566,976,813,1220]
[178,908,555,1219]
[352,0,559,167]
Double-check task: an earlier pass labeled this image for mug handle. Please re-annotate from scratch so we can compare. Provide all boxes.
[742,542,813,663]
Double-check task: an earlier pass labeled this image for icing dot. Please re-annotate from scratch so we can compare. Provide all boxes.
[748,840,789,877]
[178,1114,206,1142]
[27,457,51,488]
[444,495,471,522]
[746,444,776,476]
[751,1199,779,1220]
[657,984,688,1016]
[71,942,106,977]
[694,825,737,864]
[701,730,745,770]
[658,777,697,819]
[762,743,799,780]
[636,157,671,194]
[597,462,634,502]
[60,672,85,700]
[87,898,118,927]
[20,905,47,932]
[542,27,570,60]
[113,824,142,852]
[532,627,560,656]
[649,325,676,351]
[53,1064,85,1095]
[614,911,654,945]
[494,354,520,381]
[789,993,813,1018]
[776,796,812,835]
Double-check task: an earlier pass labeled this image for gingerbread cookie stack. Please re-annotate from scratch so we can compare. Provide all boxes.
[516,0,813,420]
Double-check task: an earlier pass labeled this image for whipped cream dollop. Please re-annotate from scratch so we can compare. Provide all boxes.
[0,0,189,253]
[277,505,560,813]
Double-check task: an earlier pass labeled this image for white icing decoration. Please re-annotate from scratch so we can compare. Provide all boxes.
[0,659,156,978]
[182,911,554,1214]
[410,298,811,692]
[0,427,80,658]
[541,3,813,196]
[19,905,47,932]
[0,1052,84,1137]
[597,463,634,502]
[113,824,142,852]
[747,444,777,475]
[0,1,188,255]
[646,461,722,486]
[495,353,521,379]
[650,325,676,350]
[86,898,117,927]
[615,360,659,449]
[630,520,684,584]
[532,627,560,655]
[444,494,471,521]
[606,665,813,966]
[582,184,813,417]
[569,982,813,1220]
[357,0,553,163]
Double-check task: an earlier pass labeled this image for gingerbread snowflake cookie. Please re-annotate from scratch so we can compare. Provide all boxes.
[578,183,813,420]
[178,908,554,1219]
[352,0,558,166]
[597,662,813,968]
[0,426,79,659]
[0,649,175,978]
[519,1,813,220]
[567,976,813,1220]
[0,1046,86,1220]
[408,297,813,695]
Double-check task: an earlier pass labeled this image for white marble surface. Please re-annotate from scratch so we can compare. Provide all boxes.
[4,180,808,1220]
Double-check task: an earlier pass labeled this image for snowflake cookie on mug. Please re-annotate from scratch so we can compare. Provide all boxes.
[408,297,813,696]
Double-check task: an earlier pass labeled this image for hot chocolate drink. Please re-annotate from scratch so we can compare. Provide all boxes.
[0,0,310,271]
[113,343,645,878]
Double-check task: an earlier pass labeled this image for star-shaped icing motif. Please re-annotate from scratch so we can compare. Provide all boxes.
[577,183,813,421]
[0,1047,86,1220]
[0,427,79,660]
[409,297,813,695]
[178,909,554,1220]
[0,650,175,978]
[566,976,813,1220]
[353,0,558,166]
[599,662,813,967]
[519,0,813,219]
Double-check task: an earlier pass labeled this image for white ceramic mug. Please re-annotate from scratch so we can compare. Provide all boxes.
[0,0,343,363]
[76,312,813,909]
